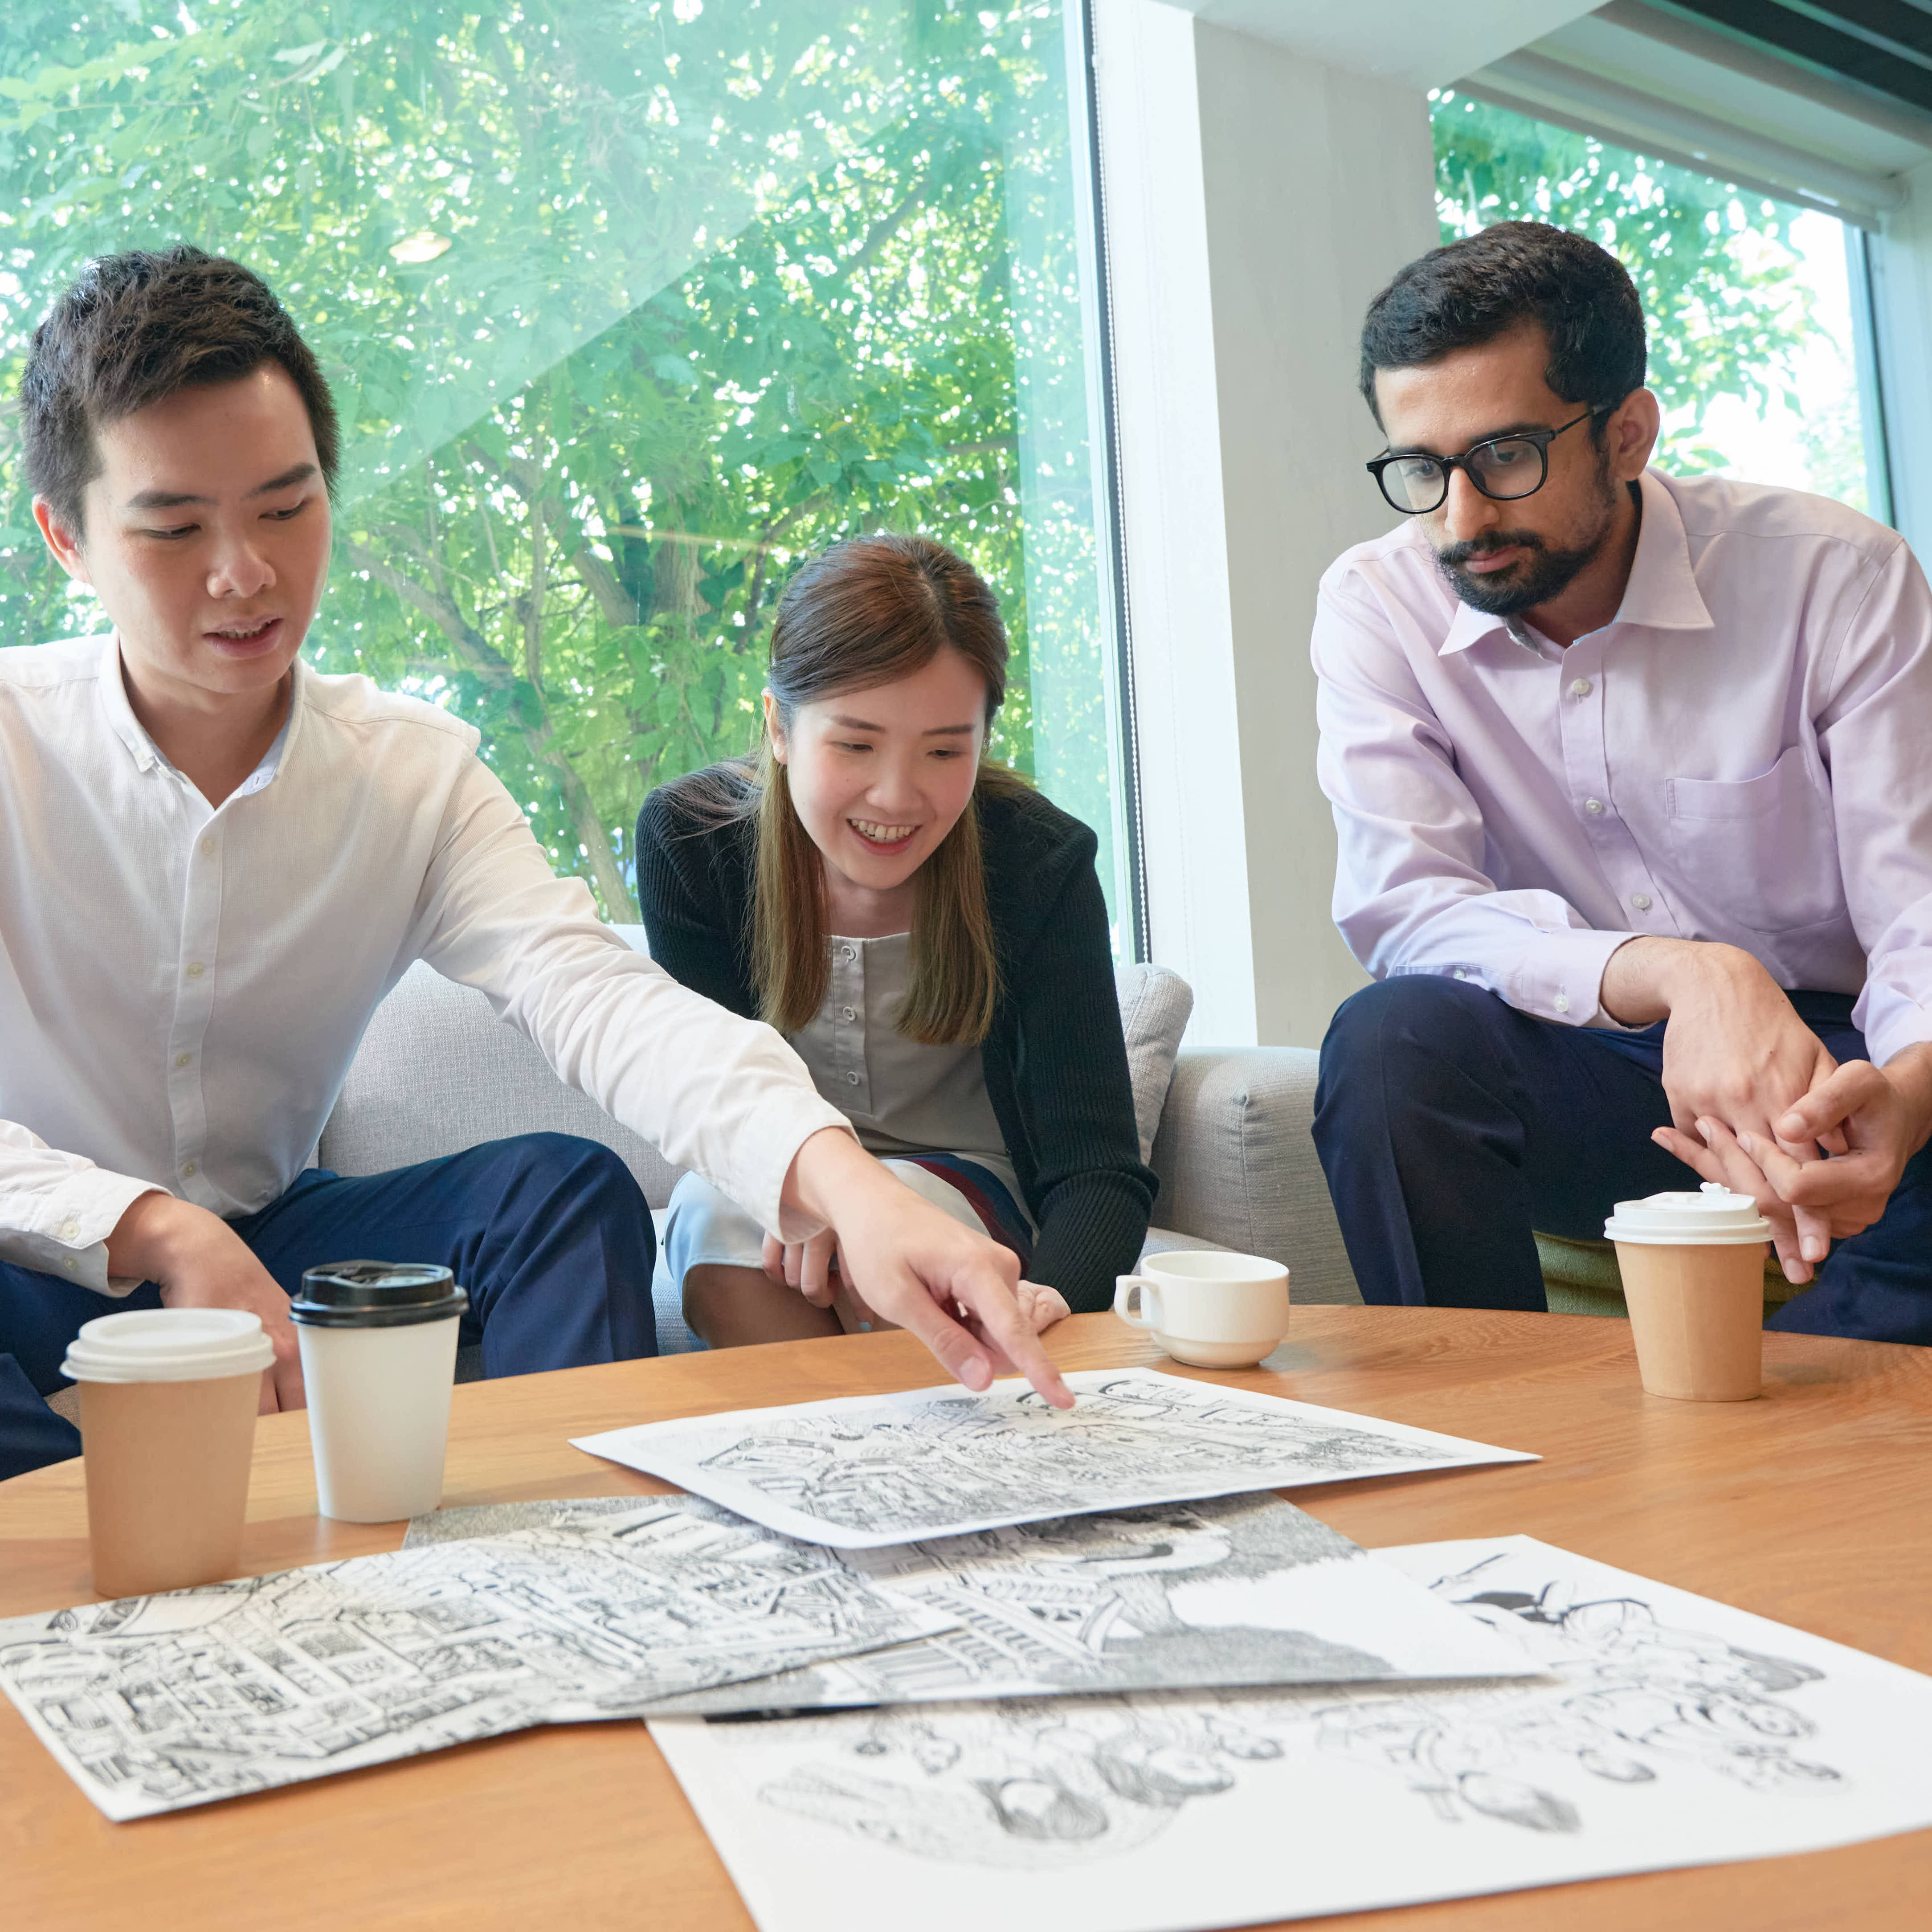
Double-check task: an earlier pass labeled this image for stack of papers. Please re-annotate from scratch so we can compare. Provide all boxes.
[651,1536,1932,1931]
[5,1364,1930,1932]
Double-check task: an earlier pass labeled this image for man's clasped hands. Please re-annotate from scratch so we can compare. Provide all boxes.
[1604,937,1932,1284]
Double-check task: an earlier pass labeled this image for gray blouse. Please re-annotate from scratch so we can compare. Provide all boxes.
[788,933,1027,1213]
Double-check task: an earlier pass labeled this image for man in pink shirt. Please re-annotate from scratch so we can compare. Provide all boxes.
[1311,221,1932,1344]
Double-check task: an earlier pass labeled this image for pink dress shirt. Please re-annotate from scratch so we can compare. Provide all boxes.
[1312,469,1932,1066]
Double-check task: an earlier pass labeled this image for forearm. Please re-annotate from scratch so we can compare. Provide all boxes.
[780,1125,872,1228]
[104,1189,215,1286]
[1600,935,1765,1028]
[1028,1179,1153,1314]
[1882,1041,1932,1158]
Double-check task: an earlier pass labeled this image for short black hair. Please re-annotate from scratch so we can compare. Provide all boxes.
[1359,221,1646,424]
[20,245,339,535]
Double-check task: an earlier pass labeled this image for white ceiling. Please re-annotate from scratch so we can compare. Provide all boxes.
[1166,0,1932,221]
[1515,8,1930,173]
[1164,0,1605,91]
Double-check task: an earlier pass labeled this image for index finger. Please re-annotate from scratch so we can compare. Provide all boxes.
[1741,1134,1894,1211]
[951,1268,1074,1409]
[1775,1061,1883,1143]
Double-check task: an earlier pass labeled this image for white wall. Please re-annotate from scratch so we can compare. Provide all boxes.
[1095,0,1437,1046]
[1871,154,1932,566]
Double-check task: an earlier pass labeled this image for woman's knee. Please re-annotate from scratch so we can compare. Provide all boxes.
[682,1261,838,1348]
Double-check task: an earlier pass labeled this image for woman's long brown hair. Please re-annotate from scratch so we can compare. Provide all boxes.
[748,532,1025,1046]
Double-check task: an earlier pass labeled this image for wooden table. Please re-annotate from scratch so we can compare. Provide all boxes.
[3,1308,1929,1930]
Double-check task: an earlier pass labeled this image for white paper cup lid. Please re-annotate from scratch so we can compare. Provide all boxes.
[61,1307,276,1384]
[1603,1183,1773,1246]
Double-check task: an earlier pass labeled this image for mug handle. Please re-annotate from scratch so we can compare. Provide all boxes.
[1113,1274,1162,1331]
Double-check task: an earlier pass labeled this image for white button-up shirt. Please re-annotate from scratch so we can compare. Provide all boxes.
[1313,470,1932,1065]
[0,636,849,1293]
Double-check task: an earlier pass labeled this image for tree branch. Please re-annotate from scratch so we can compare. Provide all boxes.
[343,539,514,687]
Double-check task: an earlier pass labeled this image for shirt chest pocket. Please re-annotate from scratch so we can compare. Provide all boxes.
[1665,744,1838,935]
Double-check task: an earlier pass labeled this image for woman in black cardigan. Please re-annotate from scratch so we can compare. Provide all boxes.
[636,532,1156,1347]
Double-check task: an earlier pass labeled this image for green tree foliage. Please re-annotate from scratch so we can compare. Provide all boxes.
[0,1,1103,919]
[1431,94,1819,475]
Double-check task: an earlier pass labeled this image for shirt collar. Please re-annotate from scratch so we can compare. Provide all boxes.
[1436,468,1714,658]
[97,632,301,793]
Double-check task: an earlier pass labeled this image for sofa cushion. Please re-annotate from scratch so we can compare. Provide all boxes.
[1113,963,1193,1164]
[318,963,685,1207]
[1149,1048,1359,1305]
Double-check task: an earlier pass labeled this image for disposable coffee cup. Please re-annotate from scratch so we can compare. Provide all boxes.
[1113,1250,1291,1368]
[1604,1184,1773,1402]
[61,1307,274,1598]
[291,1262,469,1523]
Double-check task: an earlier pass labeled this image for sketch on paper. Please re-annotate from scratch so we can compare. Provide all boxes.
[640,1492,1540,1715]
[648,1537,1932,1932]
[572,1367,1536,1548]
[0,1497,951,1822]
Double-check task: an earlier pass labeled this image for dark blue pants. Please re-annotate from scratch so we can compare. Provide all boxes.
[1312,976,1932,1345]
[0,1132,657,1483]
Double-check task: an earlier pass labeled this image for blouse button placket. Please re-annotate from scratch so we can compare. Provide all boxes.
[833,940,870,1114]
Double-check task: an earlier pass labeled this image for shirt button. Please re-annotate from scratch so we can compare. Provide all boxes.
[63,1257,78,1273]
[1553,995,1571,1014]
[1583,798,1605,816]
[841,1005,856,1022]
[841,945,857,962]
[1632,893,1652,911]
[182,1161,197,1177]
[200,836,216,856]
[59,1218,79,1240]
[1569,678,1592,697]
[186,961,206,978]
[176,1052,192,1069]
[1452,968,1466,980]
[845,1070,860,1086]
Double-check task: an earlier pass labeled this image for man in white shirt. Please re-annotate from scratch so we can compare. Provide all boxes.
[0,247,1071,1479]
[1309,221,1932,1344]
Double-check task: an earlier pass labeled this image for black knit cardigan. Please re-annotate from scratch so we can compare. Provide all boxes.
[635,767,1157,1312]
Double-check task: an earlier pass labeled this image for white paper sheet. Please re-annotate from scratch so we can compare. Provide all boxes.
[0,1497,951,1821]
[572,1367,1536,1548]
[649,1536,1932,1932]
[418,1495,1543,1715]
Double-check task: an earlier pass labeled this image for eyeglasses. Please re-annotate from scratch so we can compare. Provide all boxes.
[1365,407,1608,515]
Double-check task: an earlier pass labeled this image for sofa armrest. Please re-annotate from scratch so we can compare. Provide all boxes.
[1148,1048,1359,1306]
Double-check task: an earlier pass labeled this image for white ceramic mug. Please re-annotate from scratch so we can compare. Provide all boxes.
[1112,1250,1291,1368]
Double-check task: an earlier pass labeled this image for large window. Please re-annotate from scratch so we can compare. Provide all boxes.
[0,1,1132,935]
[1432,93,1886,520]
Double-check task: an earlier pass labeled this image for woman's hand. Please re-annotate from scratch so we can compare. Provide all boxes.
[761,1228,843,1307]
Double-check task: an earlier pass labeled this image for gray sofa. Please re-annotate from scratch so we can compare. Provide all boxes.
[315,946,1361,1354]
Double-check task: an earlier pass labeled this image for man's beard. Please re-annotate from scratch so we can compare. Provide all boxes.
[1434,495,1615,617]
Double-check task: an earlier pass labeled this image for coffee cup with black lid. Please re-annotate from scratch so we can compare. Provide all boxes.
[1603,1183,1773,1402]
[61,1306,274,1596]
[290,1262,469,1522]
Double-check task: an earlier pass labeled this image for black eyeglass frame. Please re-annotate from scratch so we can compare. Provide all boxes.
[1365,406,1610,515]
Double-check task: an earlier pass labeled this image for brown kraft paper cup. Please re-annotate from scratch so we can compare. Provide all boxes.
[1613,1241,1767,1403]
[78,1371,263,1597]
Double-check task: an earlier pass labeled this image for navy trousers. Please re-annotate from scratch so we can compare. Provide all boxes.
[1312,976,1932,1345]
[0,1131,657,1483]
